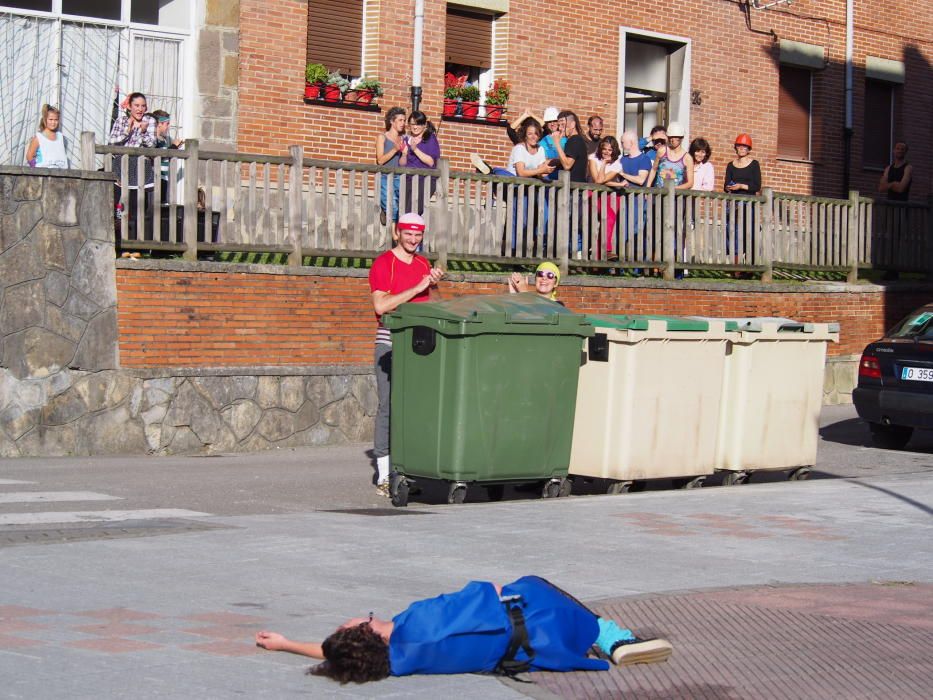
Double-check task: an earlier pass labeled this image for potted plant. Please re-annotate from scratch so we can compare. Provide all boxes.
[443,72,465,117]
[323,71,349,102]
[459,83,480,119]
[484,79,510,122]
[304,62,328,99]
[353,76,384,105]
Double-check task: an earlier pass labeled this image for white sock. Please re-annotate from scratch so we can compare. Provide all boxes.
[377,455,390,484]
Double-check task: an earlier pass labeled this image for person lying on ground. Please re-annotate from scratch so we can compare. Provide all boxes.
[255,575,672,684]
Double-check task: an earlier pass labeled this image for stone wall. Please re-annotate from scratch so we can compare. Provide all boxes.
[0,366,375,457]
[0,168,118,379]
[0,168,376,457]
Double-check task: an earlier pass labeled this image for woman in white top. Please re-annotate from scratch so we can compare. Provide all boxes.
[26,105,69,169]
[689,138,715,191]
[506,121,555,255]
[587,136,623,259]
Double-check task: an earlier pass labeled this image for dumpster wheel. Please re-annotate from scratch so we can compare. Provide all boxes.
[542,478,564,499]
[607,480,634,495]
[674,476,706,490]
[721,471,749,487]
[391,477,410,508]
[788,466,812,482]
[447,481,468,504]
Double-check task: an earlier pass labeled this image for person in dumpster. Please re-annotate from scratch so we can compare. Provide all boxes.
[508,261,562,303]
[254,575,672,683]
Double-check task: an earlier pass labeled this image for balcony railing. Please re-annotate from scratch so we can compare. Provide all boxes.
[82,132,933,281]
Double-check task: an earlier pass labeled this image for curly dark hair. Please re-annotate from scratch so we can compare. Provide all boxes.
[517,119,543,144]
[307,623,390,684]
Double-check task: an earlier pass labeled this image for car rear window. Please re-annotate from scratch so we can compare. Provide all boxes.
[889,309,933,339]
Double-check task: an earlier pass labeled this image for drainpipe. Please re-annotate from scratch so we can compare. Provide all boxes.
[843,0,854,196]
[410,0,424,112]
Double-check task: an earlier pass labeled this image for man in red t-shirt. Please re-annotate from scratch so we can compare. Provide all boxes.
[369,212,445,496]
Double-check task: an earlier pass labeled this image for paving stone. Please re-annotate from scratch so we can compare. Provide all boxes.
[0,279,45,334]
[12,175,42,201]
[69,240,116,308]
[78,181,113,242]
[0,200,41,251]
[34,221,67,269]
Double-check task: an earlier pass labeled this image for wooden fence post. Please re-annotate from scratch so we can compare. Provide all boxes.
[557,170,570,276]
[760,187,774,283]
[80,132,96,171]
[846,189,859,284]
[436,158,449,271]
[183,139,199,261]
[662,179,676,281]
[288,145,304,267]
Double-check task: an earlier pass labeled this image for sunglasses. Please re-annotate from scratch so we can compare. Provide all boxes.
[653,138,667,145]
[536,271,557,279]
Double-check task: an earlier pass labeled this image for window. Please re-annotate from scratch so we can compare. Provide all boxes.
[307,0,363,77]
[863,80,895,168]
[445,6,494,104]
[62,1,121,20]
[778,65,811,160]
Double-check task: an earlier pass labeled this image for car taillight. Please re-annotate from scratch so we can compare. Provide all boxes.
[859,353,881,379]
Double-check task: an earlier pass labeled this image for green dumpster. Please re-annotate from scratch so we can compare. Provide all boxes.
[382,293,593,506]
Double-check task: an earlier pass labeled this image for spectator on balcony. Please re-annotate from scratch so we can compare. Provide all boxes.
[618,131,652,188]
[399,111,441,216]
[584,115,604,156]
[689,138,714,192]
[539,106,564,182]
[647,126,666,155]
[376,106,407,226]
[724,133,762,265]
[109,92,156,149]
[368,212,445,497]
[552,111,589,256]
[109,92,157,233]
[505,107,545,146]
[588,136,624,258]
[505,121,556,254]
[647,122,693,190]
[25,104,69,169]
[878,142,912,202]
[150,110,182,206]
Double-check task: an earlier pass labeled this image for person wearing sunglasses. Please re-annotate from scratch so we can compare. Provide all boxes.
[508,261,562,302]
[255,575,672,683]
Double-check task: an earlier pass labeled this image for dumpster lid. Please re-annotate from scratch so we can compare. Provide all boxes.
[586,314,715,332]
[689,316,840,333]
[385,293,593,335]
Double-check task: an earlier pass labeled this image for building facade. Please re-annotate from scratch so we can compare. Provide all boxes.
[2,1,929,201]
[235,0,931,200]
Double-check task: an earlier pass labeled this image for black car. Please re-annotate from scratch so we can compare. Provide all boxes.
[853,303,933,449]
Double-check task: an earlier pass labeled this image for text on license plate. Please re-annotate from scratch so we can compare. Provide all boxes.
[901,366,933,382]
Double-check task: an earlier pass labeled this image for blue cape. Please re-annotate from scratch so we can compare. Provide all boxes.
[389,576,608,676]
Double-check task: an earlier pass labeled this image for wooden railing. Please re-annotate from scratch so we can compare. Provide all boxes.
[84,133,933,280]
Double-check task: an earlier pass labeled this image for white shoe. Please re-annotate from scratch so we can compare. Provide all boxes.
[610,638,672,666]
[470,153,491,175]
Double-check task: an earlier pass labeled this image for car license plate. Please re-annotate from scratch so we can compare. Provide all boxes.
[901,366,933,382]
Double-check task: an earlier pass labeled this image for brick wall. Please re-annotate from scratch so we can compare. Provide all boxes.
[115,263,931,367]
[236,0,931,200]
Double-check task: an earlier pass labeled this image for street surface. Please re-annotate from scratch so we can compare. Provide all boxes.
[1,404,931,698]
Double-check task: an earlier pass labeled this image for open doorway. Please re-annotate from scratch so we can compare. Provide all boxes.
[617,29,691,139]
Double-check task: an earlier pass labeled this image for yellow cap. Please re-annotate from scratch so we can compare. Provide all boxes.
[535,261,561,300]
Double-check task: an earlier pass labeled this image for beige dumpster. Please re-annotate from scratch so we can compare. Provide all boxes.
[714,318,839,483]
[569,315,735,492]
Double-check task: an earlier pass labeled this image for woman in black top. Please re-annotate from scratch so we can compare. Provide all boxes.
[724,133,762,264]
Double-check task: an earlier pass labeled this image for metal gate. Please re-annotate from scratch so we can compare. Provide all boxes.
[0,10,185,167]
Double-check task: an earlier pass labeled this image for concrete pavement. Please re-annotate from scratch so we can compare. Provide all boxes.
[0,405,931,698]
